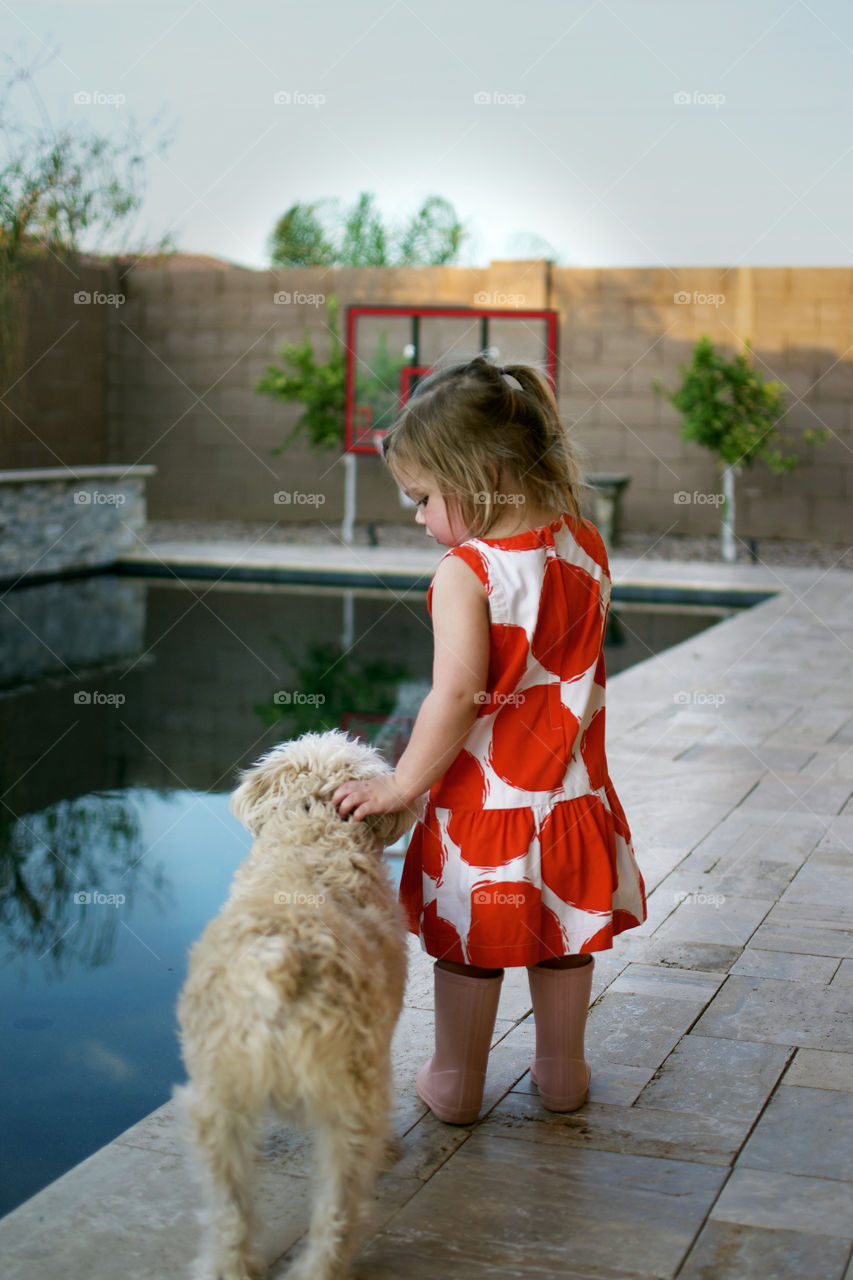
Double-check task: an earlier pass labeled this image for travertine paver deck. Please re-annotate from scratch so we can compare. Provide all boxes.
[1,546,852,1280]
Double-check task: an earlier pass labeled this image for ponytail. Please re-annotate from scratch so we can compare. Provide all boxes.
[383,354,584,537]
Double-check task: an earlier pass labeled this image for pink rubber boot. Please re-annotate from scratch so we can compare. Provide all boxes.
[527,956,594,1112]
[416,964,503,1125]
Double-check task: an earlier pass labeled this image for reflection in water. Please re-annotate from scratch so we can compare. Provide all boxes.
[0,791,172,977]
[255,638,410,739]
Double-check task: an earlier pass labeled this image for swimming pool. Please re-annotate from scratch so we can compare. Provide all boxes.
[0,573,735,1215]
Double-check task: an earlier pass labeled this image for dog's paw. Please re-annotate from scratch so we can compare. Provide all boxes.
[191,1251,265,1280]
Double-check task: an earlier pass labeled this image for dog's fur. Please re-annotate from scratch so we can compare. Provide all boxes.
[175,731,412,1280]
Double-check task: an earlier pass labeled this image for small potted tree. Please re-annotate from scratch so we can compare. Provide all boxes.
[653,335,821,562]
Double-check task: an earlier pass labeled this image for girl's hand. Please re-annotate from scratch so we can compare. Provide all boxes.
[332,774,410,823]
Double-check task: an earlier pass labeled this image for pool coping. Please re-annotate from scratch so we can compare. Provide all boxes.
[107,536,823,608]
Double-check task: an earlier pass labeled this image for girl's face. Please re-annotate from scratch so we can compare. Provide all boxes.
[392,463,469,546]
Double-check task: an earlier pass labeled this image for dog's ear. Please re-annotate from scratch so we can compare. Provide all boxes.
[363,806,416,848]
[230,752,297,835]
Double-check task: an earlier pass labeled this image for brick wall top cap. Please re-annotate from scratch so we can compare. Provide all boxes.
[0,465,157,485]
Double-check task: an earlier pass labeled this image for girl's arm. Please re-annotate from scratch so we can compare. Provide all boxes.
[333,554,489,821]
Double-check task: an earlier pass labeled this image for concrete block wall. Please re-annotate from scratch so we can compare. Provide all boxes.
[108,262,488,525]
[0,256,120,470]
[559,265,853,540]
[4,256,852,540]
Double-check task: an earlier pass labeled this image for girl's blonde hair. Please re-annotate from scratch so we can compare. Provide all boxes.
[382,354,584,538]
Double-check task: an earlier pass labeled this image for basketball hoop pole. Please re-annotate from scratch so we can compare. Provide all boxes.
[341,452,356,544]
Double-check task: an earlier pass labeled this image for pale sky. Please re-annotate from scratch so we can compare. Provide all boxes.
[3,0,853,269]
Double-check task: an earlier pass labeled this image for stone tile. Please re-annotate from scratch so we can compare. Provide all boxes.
[830,715,853,745]
[816,814,853,854]
[361,1134,727,1279]
[711,1167,853,1238]
[649,894,774,949]
[512,1060,658,1106]
[831,958,853,988]
[749,900,853,958]
[693,975,853,1051]
[479,1016,537,1113]
[495,963,536,1023]
[677,743,816,772]
[678,1220,852,1280]
[630,841,687,894]
[616,798,734,865]
[692,861,805,901]
[680,809,825,881]
[391,1006,440,1130]
[626,879,682,938]
[730,948,840,983]
[113,1098,182,1157]
[700,716,808,749]
[739,1085,853,1180]
[487,1090,747,1166]
[636,938,743,973]
[585,991,703,1068]
[634,1035,791,1125]
[739,773,852,816]
[801,745,853,782]
[588,944,635,996]
[0,1138,312,1280]
[773,705,852,746]
[784,1048,853,1092]
[782,847,853,908]
[606,963,726,1006]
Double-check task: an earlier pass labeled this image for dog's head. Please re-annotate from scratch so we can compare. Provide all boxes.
[230,729,415,846]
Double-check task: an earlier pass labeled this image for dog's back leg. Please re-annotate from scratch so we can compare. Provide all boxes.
[287,1107,388,1280]
[180,1086,265,1280]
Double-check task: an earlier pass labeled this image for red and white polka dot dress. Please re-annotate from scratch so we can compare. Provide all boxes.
[399,514,647,967]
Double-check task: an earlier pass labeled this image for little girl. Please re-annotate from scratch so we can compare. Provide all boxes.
[333,355,646,1125]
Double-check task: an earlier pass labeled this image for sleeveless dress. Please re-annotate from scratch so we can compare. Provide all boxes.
[399,513,647,968]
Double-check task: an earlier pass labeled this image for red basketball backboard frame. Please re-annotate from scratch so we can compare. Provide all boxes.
[344,304,559,455]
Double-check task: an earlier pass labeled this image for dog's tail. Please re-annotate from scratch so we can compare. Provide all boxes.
[242,933,306,1014]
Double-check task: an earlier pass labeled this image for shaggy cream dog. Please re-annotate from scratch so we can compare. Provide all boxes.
[175,730,412,1280]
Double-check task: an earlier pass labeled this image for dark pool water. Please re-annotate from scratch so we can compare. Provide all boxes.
[0,575,733,1215]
